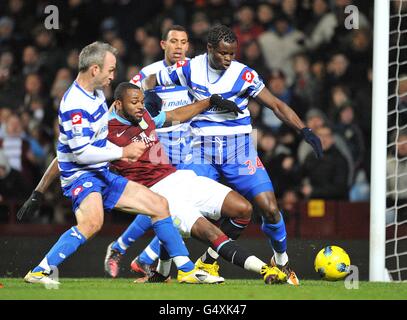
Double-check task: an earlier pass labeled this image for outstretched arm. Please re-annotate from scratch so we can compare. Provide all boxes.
[162,95,243,127]
[256,88,323,158]
[255,88,306,132]
[163,98,210,126]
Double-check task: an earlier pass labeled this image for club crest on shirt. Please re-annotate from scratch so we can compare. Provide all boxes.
[83,182,93,188]
[139,118,149,130]
[166,65,176,74]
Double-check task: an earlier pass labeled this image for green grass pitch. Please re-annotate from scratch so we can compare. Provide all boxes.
[1,278,407,300]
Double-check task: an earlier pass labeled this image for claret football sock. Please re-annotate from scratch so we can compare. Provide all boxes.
[220,217,250,240]
[32,226,86,273]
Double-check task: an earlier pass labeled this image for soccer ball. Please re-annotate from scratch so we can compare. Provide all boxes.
[314,246,351,281]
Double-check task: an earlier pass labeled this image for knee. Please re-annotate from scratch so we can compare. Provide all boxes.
[236,199,253,220]
[261,203,281,224]
[154,195,170,219]
[78,219,103,238]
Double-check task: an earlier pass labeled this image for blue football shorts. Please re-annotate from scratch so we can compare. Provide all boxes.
[62,169,129,214]
[178,133,274,200]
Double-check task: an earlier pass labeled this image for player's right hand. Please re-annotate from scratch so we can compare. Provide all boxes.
[210,94,243,116]
[17,191,44,221]
[122,141,147,161]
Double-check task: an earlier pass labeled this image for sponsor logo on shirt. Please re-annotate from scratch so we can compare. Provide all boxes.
[158,85,176,90]
[242,70,254,83]
[131,74,143,84]
[206,106,231,114]
[163,99,190,109]
[116,130,126,137]
[72,186,83,196]
[176,60,188,68]
[132,131,156,148]
[71,113,82,125]
[71,112,83,137]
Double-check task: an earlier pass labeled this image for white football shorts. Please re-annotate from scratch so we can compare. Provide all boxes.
[150,169,232,237]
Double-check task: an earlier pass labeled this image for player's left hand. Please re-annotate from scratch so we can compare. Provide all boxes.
[301,127,323,159]
[210,94,243,116]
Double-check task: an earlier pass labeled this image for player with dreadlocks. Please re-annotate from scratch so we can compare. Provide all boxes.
[142,25,324,286]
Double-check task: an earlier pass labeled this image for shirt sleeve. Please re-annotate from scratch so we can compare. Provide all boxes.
[75,141,123,164]
[157,60,190,87]
[245,69,265,98]
[129,70,146,88]
[152,111,167,129]
[60,109,123,164]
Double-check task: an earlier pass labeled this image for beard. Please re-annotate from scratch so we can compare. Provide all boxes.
[122,108,143,125]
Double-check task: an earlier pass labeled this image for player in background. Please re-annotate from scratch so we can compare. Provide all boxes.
[144,25,324,286]
[22,42,224,285]
[130,25,192,164]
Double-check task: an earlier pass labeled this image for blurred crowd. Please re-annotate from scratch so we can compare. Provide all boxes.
[0,0,402,224]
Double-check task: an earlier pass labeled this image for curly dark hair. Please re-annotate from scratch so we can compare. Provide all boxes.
[207,25,237,48]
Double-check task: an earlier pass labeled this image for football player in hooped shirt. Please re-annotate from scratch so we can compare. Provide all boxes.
[145,25,324,286]
[129,25,193,165]
[105,82,287,284]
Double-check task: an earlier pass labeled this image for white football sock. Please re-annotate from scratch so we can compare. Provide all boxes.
[173,256,191,268]
[274,250,289,266]
[244,256,267,274]
[157,259,172,277]
[201,247,219,263]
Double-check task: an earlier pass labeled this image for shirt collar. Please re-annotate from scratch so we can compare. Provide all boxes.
[109,107,132,125]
